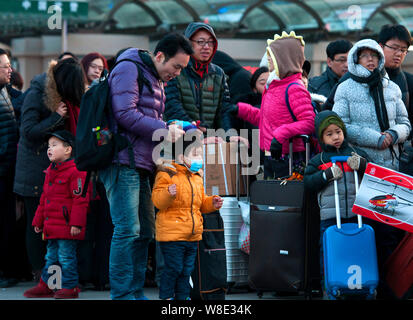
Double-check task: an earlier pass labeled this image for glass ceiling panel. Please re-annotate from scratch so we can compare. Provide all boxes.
[146,0,193,25]
[379,6,413,31]
[262,1,319,31]
[241,6,281,32]
[112,2,156,29]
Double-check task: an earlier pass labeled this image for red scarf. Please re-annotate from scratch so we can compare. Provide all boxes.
[64,100,80,136]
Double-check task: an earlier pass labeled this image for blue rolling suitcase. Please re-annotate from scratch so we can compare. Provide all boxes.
[323,156,379,300]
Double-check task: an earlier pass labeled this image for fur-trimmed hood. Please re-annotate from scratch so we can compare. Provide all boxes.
[156,159,203,178]
[44,59,62,113]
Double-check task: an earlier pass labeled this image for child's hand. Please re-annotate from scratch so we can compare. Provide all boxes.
[70,226,81,236]
[34,226,42,233]
[213,196,224,210]
[324,165,343,181]
[347,152,366,171]
[168,184,177,196]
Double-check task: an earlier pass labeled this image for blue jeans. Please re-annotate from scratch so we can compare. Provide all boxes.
[99,165,155,300]
[159,241,198,300]
[41,239,78,289]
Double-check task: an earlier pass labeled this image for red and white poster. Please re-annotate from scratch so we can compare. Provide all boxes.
[353,163,413,233]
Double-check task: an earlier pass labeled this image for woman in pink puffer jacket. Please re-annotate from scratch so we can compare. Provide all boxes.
[236,31,315,179]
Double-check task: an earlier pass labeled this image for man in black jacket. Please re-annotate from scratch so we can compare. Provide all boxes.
[378,24,413,133]
[0,48,24,288]
[308,40,353,98]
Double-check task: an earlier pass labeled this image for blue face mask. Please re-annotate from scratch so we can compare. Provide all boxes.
[187,159,203,173]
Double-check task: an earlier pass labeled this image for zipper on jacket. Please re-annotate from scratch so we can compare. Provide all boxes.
[186,174,195,235]
[62,206,70,225]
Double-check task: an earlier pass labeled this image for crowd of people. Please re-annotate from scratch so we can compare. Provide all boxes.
[0,22,412,300]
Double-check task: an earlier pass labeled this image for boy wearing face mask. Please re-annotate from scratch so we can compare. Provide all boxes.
[152,131,223,300]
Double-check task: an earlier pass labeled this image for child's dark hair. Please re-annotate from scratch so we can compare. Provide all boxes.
[378,24,412,47]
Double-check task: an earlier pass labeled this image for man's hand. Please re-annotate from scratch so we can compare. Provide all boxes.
[229,136,250,148]
[34,226,42,233]
[166,124,185,142]
[202,136,224,144]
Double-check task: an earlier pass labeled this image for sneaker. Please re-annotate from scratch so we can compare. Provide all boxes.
[54,287,80,299]
[23,279,54,298]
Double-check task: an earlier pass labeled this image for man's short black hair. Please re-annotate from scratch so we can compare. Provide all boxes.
[154,32,193,62]
[378,24,412,47]
[326,40,353,60]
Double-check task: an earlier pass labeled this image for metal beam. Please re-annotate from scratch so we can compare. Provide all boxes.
[363,1,413,30]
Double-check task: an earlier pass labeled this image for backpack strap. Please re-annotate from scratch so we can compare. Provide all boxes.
[285,82,302,122]
[114,58,154,95]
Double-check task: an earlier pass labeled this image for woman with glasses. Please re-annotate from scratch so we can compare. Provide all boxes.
[81,52,108,88]
[333,38,410,171]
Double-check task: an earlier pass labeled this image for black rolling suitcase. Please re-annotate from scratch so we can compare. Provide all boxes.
[191,211,227,300]
[248,136,320,298]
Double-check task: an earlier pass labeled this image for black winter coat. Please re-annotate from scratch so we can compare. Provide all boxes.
[0,85,18,177]
[13,70,65,197]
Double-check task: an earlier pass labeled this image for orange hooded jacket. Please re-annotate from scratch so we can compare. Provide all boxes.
[152,161,218,242]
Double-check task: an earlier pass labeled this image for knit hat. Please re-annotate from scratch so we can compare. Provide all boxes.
[316,111,347,141]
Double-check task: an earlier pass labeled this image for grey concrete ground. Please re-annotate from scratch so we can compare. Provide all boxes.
[0,281,313,300]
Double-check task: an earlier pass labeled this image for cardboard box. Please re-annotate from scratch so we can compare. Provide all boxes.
[352,163,413,233]
[203,142,247,196]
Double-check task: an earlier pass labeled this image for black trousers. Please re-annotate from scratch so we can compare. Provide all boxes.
[77,181,113,287]
[0,174,31,279]
[24,196,47,272]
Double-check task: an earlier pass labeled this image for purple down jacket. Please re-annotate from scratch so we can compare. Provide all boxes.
[108,48,167,172]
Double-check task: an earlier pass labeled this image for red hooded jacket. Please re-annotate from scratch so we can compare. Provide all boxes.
[32,159,89,240]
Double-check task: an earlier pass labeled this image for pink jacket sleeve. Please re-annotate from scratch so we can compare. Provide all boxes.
[272,85,315,144]
[237,102,260,127]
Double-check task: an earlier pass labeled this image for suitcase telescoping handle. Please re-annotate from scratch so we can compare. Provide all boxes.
[288,135,310,176]
[331,156,362,229]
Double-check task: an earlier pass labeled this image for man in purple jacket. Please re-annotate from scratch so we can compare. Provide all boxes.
[99,33,193,300]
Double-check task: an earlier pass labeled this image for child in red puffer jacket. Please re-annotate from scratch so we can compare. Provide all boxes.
[24,130,89,299]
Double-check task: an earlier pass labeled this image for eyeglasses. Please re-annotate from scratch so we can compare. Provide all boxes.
[191,39,215,47]
[333,58,347,63]
[359,53,380,60]
[384,44,409,55]
[89,63,104,72]
[0,64,12,70]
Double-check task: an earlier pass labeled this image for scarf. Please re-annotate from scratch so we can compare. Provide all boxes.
[349,68,389,132]
[64,100,80,136]
[192,57,209,78]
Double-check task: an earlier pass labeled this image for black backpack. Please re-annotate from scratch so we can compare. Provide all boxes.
[75,58,152,197]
